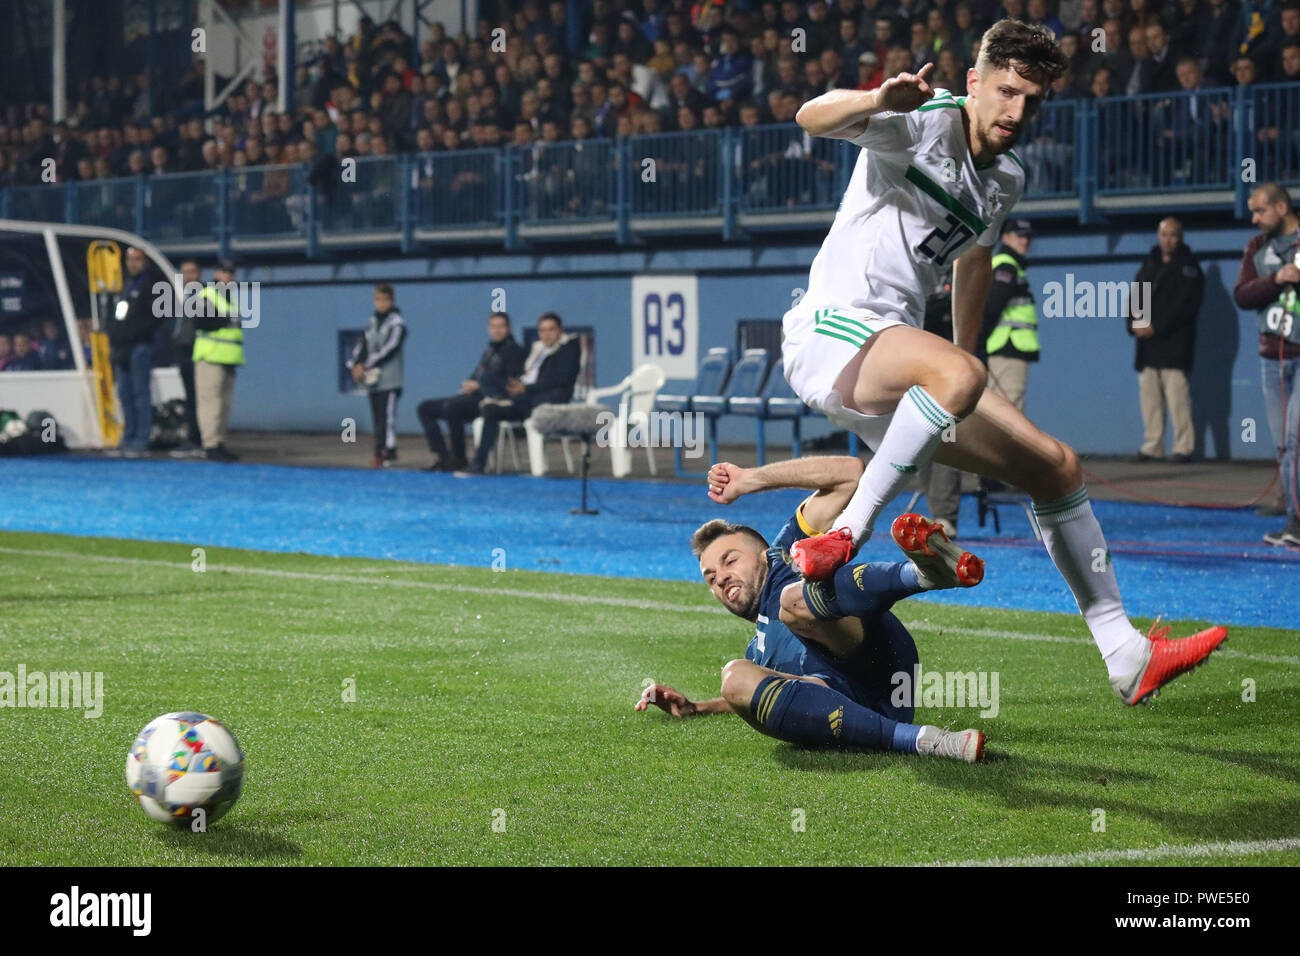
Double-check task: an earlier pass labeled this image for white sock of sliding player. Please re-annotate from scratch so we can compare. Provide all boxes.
[1032,487,1148,677]
[832,385,959,544]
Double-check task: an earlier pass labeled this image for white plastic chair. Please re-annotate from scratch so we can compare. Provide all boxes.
[572,364,666,478]
[471,411,522,473]
[487,364,666,478]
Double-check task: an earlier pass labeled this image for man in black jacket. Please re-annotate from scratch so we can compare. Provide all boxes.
[417,312,525,471]
[1128,217,1204,463]
[107,247,164,456]
[460,311,581,475]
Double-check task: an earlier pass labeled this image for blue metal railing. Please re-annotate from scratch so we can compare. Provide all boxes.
[410,147,503,229]
[10,182,67,224]
[3,82,1296,254]
[1018,98,1077,197]
[736,124,843,212]
[513,138,616,224]
[626,129,723,218]
[1094,86,1238,193]
[142,170,218,241]
[1248,82,1300,196]
[227,163,309,240]
[318,155,401,235]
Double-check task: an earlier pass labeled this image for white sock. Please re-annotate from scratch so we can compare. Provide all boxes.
[1032,487,1147,677]
[833,385,959,544]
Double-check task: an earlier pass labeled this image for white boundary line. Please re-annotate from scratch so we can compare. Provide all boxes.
[0,545,720,615]
[926,836,1300,867]
[0,544,1296,665]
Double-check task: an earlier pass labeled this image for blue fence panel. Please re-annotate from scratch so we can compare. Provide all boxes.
[1095,87,1235,194]
[1019,99,1077,198]
[411,148,503,228]
[140,171,218,241]
[227,163,309,239]
[318,155,402,234]
[10,184,66,223]
[1250,82,1300,184]
[68,176,137,232]
[6,85,1300,245]
[737,122,840,212]
[515,139,615,223]
[626,129,721,217]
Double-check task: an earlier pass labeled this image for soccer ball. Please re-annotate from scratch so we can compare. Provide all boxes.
[125,712,245,826]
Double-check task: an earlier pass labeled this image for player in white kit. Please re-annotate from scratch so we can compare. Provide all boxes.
[773,19,1226,707]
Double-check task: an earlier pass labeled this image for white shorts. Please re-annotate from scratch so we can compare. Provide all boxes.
[781,305,909,453]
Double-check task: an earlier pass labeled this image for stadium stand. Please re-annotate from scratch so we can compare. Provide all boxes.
[655,345,732,475]
[729,356,815,464]
[2,0,1300,263]
[691,344,772,467]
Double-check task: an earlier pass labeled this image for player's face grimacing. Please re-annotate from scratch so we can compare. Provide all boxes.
[699,533,766,622]
[965,64,1046,156]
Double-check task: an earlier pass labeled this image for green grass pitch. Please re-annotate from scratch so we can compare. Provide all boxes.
[1,529,1297,866]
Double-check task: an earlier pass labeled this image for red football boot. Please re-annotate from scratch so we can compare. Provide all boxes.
[891,513,985,588]
[1111,617,1229,706]
[789,527,856,580]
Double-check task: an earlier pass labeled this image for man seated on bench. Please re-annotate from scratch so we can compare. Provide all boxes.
[459,311,582,476]
[418,311,524,472]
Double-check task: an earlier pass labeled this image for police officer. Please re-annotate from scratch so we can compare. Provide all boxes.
[981,219,1039,411]
[192,260,243,462]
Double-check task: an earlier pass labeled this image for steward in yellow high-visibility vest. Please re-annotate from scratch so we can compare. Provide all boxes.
[192,287,244,366]
[980,219,1038,411]
[192,260,243,461]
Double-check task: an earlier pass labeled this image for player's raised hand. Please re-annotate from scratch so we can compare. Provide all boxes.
[635,683,698,717]
[707,461,747,504]
[877,62,935,114]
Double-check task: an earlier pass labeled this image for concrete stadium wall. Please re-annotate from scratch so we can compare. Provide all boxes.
[229,222,1276,460]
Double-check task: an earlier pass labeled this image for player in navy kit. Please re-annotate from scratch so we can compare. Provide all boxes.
[636,456,987,762]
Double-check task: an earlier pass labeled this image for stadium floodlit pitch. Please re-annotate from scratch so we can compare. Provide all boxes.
[1,530,1296,867]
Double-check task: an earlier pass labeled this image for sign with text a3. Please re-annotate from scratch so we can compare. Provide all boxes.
[631,275,698,381]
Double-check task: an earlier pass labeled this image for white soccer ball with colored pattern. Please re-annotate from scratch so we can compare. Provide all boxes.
[125,712,245,826]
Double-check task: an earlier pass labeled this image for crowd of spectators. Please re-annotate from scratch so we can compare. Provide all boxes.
[0,320,79,372]
[0,0,1297,202]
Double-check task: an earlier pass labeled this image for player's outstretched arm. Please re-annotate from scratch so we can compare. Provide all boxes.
[796,63,934,140]
[952,242,994,354]
[635,683,730,718]
[707,457,864,531]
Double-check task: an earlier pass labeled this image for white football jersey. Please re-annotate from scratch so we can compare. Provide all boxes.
[797,89,1025,327]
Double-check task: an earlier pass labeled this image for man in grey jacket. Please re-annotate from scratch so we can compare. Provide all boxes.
[348,283,407,468]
